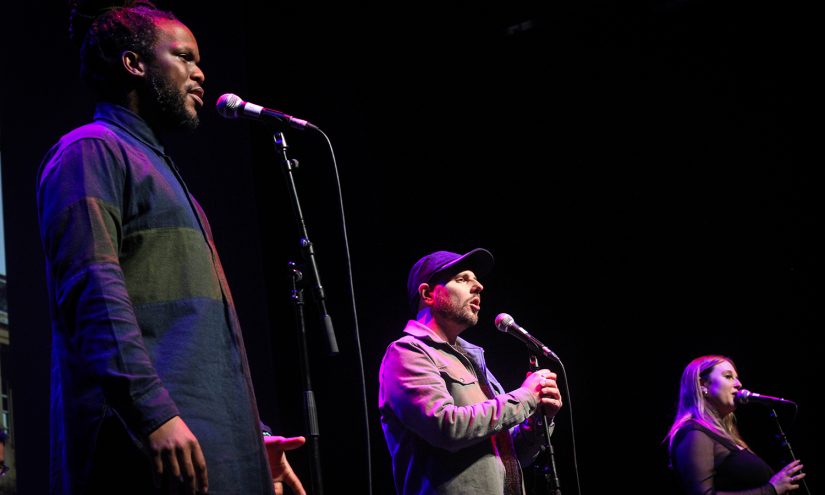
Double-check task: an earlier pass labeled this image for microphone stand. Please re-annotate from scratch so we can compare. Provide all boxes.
[529,355,562,495]
[274,131,340,495]
[768,408,811,495]
[274,132,339,356]
[288,263,323,495]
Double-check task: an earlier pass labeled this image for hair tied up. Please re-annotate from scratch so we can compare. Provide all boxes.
[68,0,160,47]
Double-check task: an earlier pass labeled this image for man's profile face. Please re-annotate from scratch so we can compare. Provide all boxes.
[142,19,205,130]
[431,270,484,328]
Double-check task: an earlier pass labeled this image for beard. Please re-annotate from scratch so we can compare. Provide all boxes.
[433,291,478,328]
[143,68,199,132]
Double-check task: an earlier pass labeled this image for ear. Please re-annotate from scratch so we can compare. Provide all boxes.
[121,50,146,78]
[418,283,435,306]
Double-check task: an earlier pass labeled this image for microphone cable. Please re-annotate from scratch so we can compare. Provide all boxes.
[314,127,374,495]
[554,357,582,495]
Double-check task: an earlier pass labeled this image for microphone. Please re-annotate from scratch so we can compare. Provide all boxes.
[216,93,317,131]
[494,313,560,362]
[735,389,797,406]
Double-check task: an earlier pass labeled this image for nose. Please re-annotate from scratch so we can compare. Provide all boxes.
[192,64,205,85]
[472,279,484,293]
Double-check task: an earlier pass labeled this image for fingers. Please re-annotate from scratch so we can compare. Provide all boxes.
[148,417,208,494]
[177,443,197,494]
[273,480,284,495]
[264,435,307,452]
[160,443,208,495]
[165,447,183,479]
[192,441,209,493]
[540,396,563,415]
[788,461,805,480]
[781,461,805,489]
[537,373,562,414]
[153,450,165,478]
[283,464,307,495]
[522,369,559,395]
[528,369,557,382]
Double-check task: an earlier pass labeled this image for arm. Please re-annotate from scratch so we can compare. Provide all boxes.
[39,138,206,492]
[379,340,539,452]
[672,429,777,495]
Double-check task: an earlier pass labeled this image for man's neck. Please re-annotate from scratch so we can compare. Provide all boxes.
[415,309,466,345]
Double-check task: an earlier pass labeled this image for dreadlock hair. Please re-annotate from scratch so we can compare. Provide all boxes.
[69,1,177,100]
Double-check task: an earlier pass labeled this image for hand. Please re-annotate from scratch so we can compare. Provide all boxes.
[148,416,208,494]
[770,459,805,494]
[264,435,306,495]
[521,369,563,417]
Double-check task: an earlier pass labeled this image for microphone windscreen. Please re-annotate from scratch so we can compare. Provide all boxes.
[216,93,244,118]
[494,313,514,332]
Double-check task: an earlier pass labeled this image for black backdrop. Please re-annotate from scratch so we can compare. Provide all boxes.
[1,1,819,494]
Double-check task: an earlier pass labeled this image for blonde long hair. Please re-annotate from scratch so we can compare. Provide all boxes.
[666,355,748,452]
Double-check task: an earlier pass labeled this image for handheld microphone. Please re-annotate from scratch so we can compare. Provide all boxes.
[735,389,797,406]
[216,93,317,131]
[494,313,560,362]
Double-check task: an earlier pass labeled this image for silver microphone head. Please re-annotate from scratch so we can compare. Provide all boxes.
[216,93,244,119]
[735,389,752,404]
[494,313,514,332]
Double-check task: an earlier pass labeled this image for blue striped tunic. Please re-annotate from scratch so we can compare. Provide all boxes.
[38,103,274,494]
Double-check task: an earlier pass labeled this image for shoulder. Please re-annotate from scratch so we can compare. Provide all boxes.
[381,334,450,374]
[41,122,122,171]
[673,420,734,452]
[37,122,132,202]
[383,334,435,360]
[674,424,712,446]
[55,121,121,150]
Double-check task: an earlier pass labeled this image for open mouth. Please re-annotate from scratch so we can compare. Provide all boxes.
[469,298,481,312]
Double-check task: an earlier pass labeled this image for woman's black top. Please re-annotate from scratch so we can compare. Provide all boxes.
[671,421,776,495]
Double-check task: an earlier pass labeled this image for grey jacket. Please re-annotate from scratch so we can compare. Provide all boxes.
[379,320,549,494]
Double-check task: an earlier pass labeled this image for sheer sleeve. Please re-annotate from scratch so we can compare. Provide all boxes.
[672,429,777,495]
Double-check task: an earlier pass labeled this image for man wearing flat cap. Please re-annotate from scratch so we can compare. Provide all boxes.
[379,248,563,494]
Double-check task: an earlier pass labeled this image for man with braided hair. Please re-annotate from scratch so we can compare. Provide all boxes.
[38,2,304,493]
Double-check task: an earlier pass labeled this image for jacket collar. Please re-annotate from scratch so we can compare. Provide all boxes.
[403,320,483,353]
[94,102,167,156]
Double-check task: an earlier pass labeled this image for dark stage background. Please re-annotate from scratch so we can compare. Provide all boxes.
[1,1,819,494]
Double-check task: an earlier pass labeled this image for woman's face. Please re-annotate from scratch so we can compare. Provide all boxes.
[702,360,742,416]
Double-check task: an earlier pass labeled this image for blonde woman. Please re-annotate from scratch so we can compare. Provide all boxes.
[666,355,804,495]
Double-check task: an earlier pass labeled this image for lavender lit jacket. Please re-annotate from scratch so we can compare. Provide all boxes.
[379,320,550,494]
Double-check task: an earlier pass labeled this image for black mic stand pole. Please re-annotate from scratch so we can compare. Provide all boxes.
[768,408,811,495]
[274,131,340,495]
[529,355,562,495]
[287,262,323,495]
[274,132,339,356]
